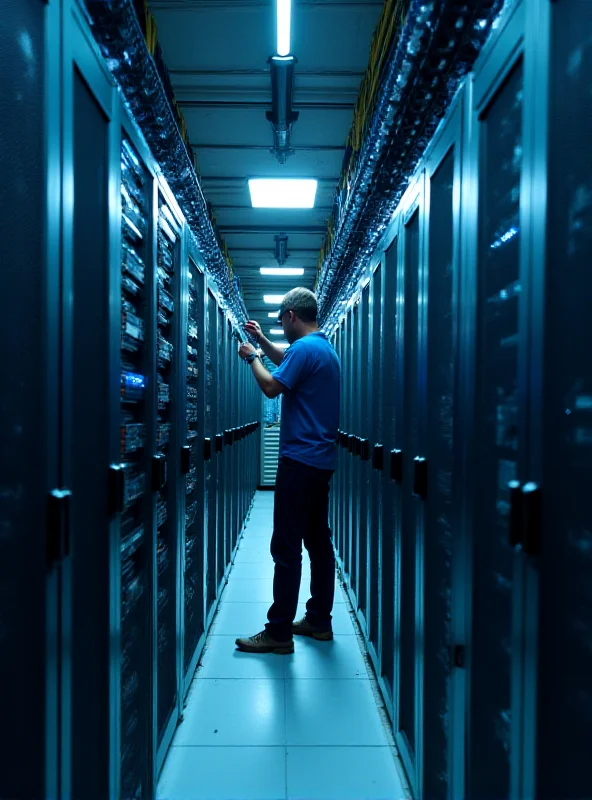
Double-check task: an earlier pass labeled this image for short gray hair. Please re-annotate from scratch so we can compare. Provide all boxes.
[278,287,318,323]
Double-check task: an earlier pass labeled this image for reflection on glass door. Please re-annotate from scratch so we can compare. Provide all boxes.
[470,60,523,799]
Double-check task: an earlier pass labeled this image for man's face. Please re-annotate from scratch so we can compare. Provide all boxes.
[279,310,297,344]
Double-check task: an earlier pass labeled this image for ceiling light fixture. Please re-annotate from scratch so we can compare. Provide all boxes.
[249,179,318,209]
[276,0,291,57]
[276,342,289,350]
[268,311,280,318]
[270,328,285,335]
[263,294,288,304]
[275,233,289,264]
[260,267,304,276]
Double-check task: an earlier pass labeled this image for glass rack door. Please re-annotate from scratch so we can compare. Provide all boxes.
[183,259,205,675]
[119,135,152,800]
[469,58,524,799]
[155,195,180,746]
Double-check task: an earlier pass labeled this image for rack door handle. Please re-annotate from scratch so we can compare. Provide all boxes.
[508,480,522,548]
[412,457,428,499]
[180,446,191,475]
[390,449,403,483]
[507,480,541,556]
[152,454,167,491]
[522,482,541,556]
[215,434,224,453]
[372,444,384,471]
[360,439,370,462]
[108,464,126,514]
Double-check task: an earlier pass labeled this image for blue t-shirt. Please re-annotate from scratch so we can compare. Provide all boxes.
[273,332,341,470]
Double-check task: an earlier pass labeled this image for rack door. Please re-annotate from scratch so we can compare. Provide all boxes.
[205,289,219,612]
[394,179,423,789]
[0,2,62,798]
[368,262,383,652]
[417,108,462,799]
[466,10,526,796]
[527,1,592,796]
[155,192,182,752]
[357,283,371,623]
[118,128,156,800]
[379,230,399,711]
[183,254,206,688]
[65,13,123,797]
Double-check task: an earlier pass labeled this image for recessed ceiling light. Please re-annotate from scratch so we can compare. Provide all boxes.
[248,179,318,209]
[270,328,285,335]
[260,267,304,276]
[276,342,289,349]
[263,294,287,304]
[268,311,280,318]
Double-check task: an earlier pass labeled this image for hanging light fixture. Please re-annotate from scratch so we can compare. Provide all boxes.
[266,0,298,164]
[275,233,288,264]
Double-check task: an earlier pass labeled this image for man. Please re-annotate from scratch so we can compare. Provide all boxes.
[235,287,341,654]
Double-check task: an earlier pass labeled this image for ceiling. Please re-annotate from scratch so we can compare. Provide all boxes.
[150,0,383,337]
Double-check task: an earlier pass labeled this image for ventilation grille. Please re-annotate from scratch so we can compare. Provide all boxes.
[260,424,280,486]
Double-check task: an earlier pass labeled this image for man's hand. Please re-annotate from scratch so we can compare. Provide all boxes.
[245,320,263,342]
[238,342,257,361]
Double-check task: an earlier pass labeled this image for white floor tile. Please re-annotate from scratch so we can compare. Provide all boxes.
[285,680,387,746]
[285,636,369,680]
[286,747,406,800]
[174,679,285,746]
[158,746,286,800]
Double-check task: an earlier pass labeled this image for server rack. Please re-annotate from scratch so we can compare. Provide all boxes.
[22,5,262,798]
[331,1,591,797]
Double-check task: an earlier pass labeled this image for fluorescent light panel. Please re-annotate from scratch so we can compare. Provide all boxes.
[277,0,291,56]
[270,329,285,335]
[260,267,304,276]
[268,311,280,318]
[248,179,317,209]
[276,342,289,349]
[263,294,287,304]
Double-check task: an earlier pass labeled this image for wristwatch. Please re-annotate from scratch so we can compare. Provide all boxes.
[245,352,260,365]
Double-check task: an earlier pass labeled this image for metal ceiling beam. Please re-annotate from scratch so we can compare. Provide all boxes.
[201,176,338,184]
[152,1,382,8]
[171,68,365,78]
[211,203,332,211]
[230,247,321,253]
[218,225,326,234]
[177,100,355,110]
[191,144,345,152]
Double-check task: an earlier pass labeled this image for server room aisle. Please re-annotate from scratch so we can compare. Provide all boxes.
[158,492,406,800]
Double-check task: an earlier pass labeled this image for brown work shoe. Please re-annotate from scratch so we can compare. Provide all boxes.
[292,617,333,641]
[235,630,294,655]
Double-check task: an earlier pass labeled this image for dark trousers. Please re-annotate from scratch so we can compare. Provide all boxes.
[265,456,335,641]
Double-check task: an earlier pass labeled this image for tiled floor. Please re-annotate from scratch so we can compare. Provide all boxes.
[157,492,406,800]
